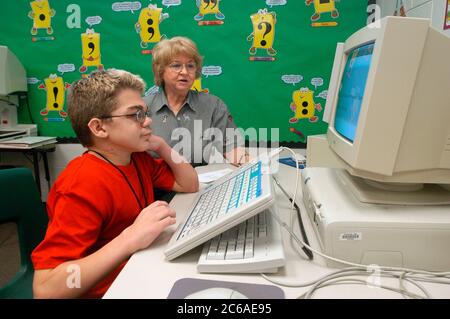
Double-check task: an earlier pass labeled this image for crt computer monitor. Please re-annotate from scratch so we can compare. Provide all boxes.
[322,16,450,205]
[324,16,450,188]
[0,45,27,96]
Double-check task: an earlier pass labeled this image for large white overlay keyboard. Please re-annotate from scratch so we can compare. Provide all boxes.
[165,161,275,261]
[197,208,285,273]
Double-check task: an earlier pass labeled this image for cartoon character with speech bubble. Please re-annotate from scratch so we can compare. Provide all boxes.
[38,74,70,118]
[289,87,322,123]
[28,0,55,35]
[194,0,225,21]
[247,9,277,57]
[79,28,103,73]
[135,4,169,49]
[305,0,339,22]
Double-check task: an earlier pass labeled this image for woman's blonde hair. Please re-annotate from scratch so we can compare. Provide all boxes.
[67,69,145,146]
[152,36,203,86]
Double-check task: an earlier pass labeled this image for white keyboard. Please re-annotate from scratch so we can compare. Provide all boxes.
[197,208,285,273]
[165,161,275,260]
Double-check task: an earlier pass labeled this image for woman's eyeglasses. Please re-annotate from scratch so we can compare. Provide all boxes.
[168,62,197,73]
[100,108,150,123]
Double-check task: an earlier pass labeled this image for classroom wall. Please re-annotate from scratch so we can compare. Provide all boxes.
[377,0,450,37]
[1,1,375,200]
[0,1,369,143]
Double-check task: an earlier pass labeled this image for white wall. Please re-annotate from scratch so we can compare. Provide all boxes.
[430,0,450,37]
[377,0,450,37]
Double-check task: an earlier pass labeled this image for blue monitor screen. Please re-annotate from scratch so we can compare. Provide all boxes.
[334,42,374,142]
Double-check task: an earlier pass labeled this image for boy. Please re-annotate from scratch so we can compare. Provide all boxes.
[32,69,199,298]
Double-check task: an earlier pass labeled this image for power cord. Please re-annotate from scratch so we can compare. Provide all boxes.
[272,176,313,260]
[264,208,450,298]
[0,97,18,107]
[20,93,35,124]
[265,146,312,260]
[258,148,450,298]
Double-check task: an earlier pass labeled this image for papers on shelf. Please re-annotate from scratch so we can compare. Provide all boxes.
[0,136,57,149]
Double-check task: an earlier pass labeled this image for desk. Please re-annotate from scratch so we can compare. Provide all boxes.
[0,143,56,196]
[104,163,450,299]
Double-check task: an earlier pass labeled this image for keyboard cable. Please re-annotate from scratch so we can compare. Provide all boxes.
[272,175,313,260]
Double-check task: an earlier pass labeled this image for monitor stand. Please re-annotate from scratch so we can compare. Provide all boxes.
[338,170,450,205]
[301,167,450,271]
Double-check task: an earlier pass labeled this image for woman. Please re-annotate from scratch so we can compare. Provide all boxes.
[145,36,249,166]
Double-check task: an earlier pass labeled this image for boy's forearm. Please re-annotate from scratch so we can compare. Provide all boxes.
[33,230,132,299]
[157,143,199,193]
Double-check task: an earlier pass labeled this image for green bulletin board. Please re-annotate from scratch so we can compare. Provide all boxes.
[0,0,368,143]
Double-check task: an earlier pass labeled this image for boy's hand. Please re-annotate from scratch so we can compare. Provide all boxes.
[123,201,176,254]
[147,134,166,153]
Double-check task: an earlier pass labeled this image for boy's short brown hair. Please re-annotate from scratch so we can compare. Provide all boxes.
[67,69,146,146]
[152,36,203,87]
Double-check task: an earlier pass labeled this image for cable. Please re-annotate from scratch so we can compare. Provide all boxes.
[301,271,430,299]
[263,198,450,298]
[272,175,313,260]
[0,98,18,107]
[264,147,311,260]
[262,267,441,299]
[259,147,450,298]
[278,147,300,211]
[272,209,450,276]
[398,272,430,299]
[270,147,299,249]
[20,93,35,124]
[299,277,428,299]
[407,0,432,13]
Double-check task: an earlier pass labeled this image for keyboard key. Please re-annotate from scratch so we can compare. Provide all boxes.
[198,209,286,273]
[165,161,275,262]
[178,163,263,241]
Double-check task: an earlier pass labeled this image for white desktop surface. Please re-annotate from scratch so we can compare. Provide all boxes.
[104,163,450,299]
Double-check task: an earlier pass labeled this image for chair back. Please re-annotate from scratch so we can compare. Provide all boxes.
[0,168,48,298]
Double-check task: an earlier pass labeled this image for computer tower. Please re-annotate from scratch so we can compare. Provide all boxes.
[301,167,450,271]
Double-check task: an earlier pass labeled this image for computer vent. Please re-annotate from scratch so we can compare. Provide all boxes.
[446,135,450,152]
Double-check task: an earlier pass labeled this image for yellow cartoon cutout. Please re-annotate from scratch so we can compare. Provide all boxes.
[79,28,103,73]
[28,0,55,35]
[135,4,169,49]
[289,88,322,123]
[194,0,225,21]
[247,9,277,57]
[38,74,70,118]
[191,78,209,93]
[305,0,339,22]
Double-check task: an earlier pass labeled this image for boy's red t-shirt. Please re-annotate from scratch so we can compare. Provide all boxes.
[32,152,175,298]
